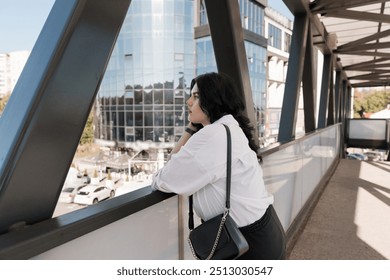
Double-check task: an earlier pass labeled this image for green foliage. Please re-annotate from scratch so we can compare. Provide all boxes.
[79,112,94,145]
[353,90,390,118]
[0,94,11,114]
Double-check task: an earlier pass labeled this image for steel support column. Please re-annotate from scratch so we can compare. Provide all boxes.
[327,64,335,126]
[0,0,131,233]
[204,0,259,146]
[341,80,348,124]
[334,71,341,123]
[318,53,332,129]
[342,83,346,122]
[302,26,316,133]
[278,14,309,142]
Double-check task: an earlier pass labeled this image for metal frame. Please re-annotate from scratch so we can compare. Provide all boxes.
[302,26,316,133]
[0,0,389,259]
[204,0,259,146]
[0,0,132,234]
[278,14,309,142]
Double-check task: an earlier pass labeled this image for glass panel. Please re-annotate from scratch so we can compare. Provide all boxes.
[165,111,174,126]
[144,112,153,127]
[135,112,143,127]
[154,128,164,142]
[154,89,163,104]
[126,112,133,126]
[174,110,184,126]
[104,112,110,125]
[165,89,173,104]
[118,112,124,126]
[144,87,153,104]
[135,89,143,104]
[154,111,164,126]
[118,128,125,141]
[111,112,117,126]
[145,128,154,141]
[135,128,143,141]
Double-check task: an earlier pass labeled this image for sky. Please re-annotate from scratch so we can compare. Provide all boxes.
[0,0,293,53]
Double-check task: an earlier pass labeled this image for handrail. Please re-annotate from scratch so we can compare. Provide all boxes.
[0,123,343,259]
[0,187,174,259]
[259,123,342,157]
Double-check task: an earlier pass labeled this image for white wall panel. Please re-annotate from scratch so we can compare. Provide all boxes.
[33,197,179,260]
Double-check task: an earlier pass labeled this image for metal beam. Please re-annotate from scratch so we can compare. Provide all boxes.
[278,14,309,142]
[325,10,390,23]
[0,0,131,234]
[204,0,259,146]
[302,26,316,133]
[338,29,390,52]
[318,53,332,129]
[338,51,390,58]
[338,42,390,53]
[311,0,387,13]
[283,0,311,15]
[334,71,342,123]
[327,65,335,126]
[343,58,390,70]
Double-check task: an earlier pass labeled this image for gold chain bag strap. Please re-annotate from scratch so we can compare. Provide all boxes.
[187,124,249,260]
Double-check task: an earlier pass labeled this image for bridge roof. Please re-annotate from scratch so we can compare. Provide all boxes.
[286,0,390,88]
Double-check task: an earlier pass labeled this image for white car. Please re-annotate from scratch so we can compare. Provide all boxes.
[73,185,115,205]
[59,185,86,203]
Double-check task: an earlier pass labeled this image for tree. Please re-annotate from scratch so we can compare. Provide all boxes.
[79,111,94,145]
[0,93,11,115]
[353,90,390,118]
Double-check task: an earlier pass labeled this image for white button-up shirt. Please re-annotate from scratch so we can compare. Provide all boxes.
[152,115,273,227]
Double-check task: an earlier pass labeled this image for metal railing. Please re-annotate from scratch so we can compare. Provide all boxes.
[0,124,341,259]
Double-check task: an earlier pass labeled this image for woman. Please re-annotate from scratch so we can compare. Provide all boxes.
[152,72,286,259]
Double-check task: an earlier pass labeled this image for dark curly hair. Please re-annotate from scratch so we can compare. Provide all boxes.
[190,72,260,158]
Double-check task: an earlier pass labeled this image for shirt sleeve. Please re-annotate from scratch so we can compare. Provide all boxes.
[152,124,226,196]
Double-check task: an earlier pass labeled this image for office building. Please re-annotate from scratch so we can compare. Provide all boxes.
[0,51,30,97]
[265,7,297,143]
[95,0,292,150]
[95,0,194,151]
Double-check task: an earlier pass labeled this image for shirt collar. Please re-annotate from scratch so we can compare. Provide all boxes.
[214,114,238,126]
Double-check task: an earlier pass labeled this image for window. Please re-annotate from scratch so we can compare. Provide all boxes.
[268,23,282,50]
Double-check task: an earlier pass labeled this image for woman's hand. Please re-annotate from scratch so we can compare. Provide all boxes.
[189,122,203,132]
[168,123,201,160]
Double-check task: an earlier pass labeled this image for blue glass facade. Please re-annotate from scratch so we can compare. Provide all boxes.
[200,0,265,35]
[268,23,282,49]
[96,0,268,146]
[96,0,194,146]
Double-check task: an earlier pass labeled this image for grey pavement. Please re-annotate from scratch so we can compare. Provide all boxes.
[288,158,390,260]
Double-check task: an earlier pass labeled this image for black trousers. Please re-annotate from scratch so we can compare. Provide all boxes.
[237,205,286,260]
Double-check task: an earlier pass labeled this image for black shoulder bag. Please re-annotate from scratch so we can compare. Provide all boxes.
[187,124,249,260]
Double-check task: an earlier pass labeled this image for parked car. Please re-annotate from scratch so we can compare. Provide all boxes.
[363,151,382,161]
[59,185,86,203]
[347,153,368,161]
[73,185,115,205]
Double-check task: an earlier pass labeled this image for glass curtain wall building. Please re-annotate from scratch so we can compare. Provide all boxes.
[95,0,194,150]
[195,0,268,139]
[95,0,268,150]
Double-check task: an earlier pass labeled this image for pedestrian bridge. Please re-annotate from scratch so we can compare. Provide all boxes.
[0,0,389,259]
